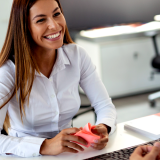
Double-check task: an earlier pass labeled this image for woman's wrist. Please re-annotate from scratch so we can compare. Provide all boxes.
[40,139,49,155]
[100,123,111,134]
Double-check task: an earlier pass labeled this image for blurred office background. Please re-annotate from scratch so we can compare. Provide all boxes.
[60,0,160,38]
[1,0,160,127]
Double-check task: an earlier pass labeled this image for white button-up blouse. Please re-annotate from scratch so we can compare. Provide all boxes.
[0,44,116,157]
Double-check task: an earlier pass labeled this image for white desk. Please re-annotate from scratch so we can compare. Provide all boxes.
[0,122,153,160]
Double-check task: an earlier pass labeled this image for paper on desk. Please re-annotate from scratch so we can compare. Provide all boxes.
[73,123,100,147]
[124,115,160,139]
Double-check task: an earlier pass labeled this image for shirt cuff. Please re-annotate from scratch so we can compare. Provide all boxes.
[16,137,46,157]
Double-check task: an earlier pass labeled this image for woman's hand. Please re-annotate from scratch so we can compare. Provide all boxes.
[40,127,88,155]
[90,123,109,150]
[130,142,160,160]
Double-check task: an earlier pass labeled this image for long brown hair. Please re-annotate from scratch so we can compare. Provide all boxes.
[0,0,73,133]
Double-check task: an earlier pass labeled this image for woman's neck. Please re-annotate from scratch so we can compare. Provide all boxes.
[33,47,57,78]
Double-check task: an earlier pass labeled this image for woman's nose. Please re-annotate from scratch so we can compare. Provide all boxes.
[48,18,58,30]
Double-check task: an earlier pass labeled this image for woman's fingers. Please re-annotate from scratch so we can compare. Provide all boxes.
[98,136,109,144]
[91,135,108,146]
[40,127,87,155]
[64,134,88,146]
[63,141,84,151]
[63,146,79,153]
[92,136,108,145]
[62,127,80,135]
[90,137,108,150]
[91,143,106,150]
[92,124,108,136]
[92,127,106,135]
[90,124,109,150]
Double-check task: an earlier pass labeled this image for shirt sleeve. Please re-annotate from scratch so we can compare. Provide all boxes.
[79,47,117,135]
[0,61,45,157]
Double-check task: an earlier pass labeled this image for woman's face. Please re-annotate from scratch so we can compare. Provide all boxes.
[28,0,66,51]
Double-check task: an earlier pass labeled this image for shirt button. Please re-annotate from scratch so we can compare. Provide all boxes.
[49,78,53,82]
[51,95,55,98]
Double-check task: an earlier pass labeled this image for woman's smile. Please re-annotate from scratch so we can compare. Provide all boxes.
[43,31,61,41]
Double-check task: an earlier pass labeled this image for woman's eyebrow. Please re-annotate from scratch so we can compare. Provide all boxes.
[32,7,59,20]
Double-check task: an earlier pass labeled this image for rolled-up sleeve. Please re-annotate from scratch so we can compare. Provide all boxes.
[79,48,117,134]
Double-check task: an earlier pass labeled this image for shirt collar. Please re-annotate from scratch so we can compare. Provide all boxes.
[58,45,70,65]
[35,45,70,77]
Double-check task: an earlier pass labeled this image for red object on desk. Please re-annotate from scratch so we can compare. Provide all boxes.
[155,113,160,117]
[73,123,100,147]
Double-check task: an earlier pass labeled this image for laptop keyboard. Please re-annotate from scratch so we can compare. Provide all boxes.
[84,139,160,160]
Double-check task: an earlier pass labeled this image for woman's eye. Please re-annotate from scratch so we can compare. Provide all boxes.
[36,19,45,23]
[54,12,61,17]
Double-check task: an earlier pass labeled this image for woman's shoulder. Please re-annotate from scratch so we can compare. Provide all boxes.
[0,60,15,106]
[0,60,15,78]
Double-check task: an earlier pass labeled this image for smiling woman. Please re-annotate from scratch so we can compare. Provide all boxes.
[28,0,67,78]
[29,0,66,53]
[0,0,116,158]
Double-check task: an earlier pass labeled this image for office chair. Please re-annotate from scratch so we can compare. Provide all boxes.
[148,34,160,107]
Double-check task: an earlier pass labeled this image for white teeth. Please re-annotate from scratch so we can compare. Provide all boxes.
[46,32,60,39]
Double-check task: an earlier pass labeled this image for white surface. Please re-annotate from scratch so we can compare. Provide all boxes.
[0,122,152,160]
[125,115,160,139]
[0,0,12,50]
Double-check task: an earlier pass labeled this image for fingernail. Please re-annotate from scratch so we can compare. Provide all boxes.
[154,142,160,148]
[94,140,98,143]
[91,143,94,147]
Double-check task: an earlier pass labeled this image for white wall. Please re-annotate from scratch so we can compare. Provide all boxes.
[0,0,12,50]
